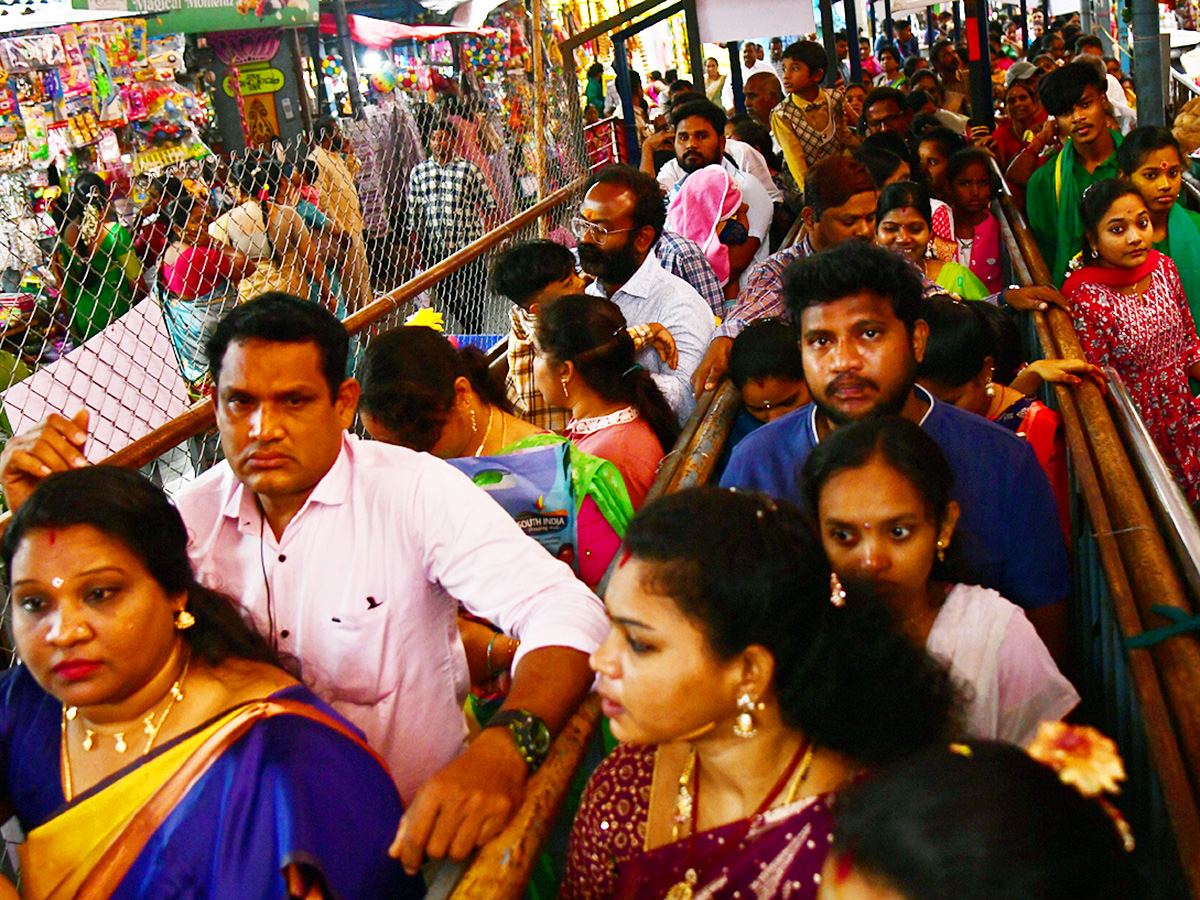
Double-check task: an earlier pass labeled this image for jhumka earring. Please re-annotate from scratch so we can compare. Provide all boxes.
[733,692,761,739]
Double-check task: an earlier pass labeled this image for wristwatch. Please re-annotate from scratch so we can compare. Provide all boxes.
[486,709,552,774]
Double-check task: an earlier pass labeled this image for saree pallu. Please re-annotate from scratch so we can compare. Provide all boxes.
[1,668,422,900]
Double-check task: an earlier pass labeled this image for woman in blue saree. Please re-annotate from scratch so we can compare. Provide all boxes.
[0,466,425,900]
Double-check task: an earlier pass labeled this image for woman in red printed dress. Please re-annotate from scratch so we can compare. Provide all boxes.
[1063,178,1200,505]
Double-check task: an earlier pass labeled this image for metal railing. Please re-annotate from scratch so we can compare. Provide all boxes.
[1169,66,1200,118]
[993,188,1200,900]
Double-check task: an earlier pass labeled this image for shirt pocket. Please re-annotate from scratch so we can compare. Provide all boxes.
[311,605,395,706]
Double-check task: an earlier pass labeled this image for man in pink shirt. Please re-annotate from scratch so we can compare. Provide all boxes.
[0,292,607,878]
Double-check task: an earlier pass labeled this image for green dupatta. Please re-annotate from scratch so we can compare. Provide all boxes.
[1157,203,1200,332]
[501,433,635,536]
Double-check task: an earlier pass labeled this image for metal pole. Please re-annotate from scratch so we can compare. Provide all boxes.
[1081,0,1093,35]
[926,4,937,49]
[308,22,335,118]
[1132,0,1164,125]
[682,0,704,87]
[964,0,994,128]
[531,0,547,235]
[1020,0,1029,54]
[333,0,362,117]
[884,0,895,43]
[819,0,839,87]
[289,27,314,135]
[729,42,746,114]
[953,0,962,43]
[612,39,639,163]
[1117,2,1130,73]
[846,0,863,83]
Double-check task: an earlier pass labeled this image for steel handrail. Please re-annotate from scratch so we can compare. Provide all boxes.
[1101,365,1200,602]
[1171,66,1200,96]
[993,190,1200,899]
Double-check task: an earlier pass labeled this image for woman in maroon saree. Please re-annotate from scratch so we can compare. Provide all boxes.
[561,489,957,900]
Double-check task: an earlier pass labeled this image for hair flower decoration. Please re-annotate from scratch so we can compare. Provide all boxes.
[1027,722,1134,852]
[405,308,445,332]
[1027,722,1125,797]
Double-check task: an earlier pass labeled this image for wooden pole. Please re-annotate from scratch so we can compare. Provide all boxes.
[532,0,548,236]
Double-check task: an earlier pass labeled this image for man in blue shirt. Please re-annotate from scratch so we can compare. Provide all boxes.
[721,242,1069,659]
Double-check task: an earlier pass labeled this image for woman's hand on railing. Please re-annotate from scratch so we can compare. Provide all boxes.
[0,409,90,514]
[1005,284,1070,312]
[1011,358,1108,397]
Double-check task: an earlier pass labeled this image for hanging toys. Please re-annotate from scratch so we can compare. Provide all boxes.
[369,64,397,93]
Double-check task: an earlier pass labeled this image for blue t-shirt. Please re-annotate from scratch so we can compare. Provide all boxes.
[720,386,1070,610]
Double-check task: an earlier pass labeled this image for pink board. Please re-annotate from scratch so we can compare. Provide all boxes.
[2,298,191,463]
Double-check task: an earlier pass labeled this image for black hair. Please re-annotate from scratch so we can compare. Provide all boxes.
[64,172,109,222]
[3,467,292,673]
[1038,61,1106,116]
[877,43,902,66]
[780,40,828,80]
[944,147,996,189]
[488,239,577,307]
[206,292,349,399]
[799,416,963,583]
[915,294,993,387]
[877,180,933,225]
[864,87,907,115]
[783,241,923,333]
[804,156,878,219]
[970,301,1024,385]
[728,319,804,389]
[590,164,668,244]
[623,487,956,764]
[835,30,848,42]
[1078,178,1146,262]
[1116,125,1184,177]
[862,130,913,163]
[855,148,909,188]
[664,68,679,82]
[587,62,604,79]
[231,157,285,199]
[905,56,932,80]
[670,97,726,136]
[705,55,719,66]
[917,127,966,160]
[1075,34,1103,53]
[930,37,955,60]
[906,89,934,112]
[158,177,195,231]
[357,326,510,452]
[668,78,692,93]
[730,118,779,169]
[831,740,1142,900]
[535,294,679,452]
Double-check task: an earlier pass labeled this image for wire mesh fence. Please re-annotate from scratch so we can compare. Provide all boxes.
[0,85,588,496]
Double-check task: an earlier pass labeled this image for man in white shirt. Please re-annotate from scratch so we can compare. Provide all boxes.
[575,165,715,420]
[655,98,774,283]
[0,292,608,877]
[741,41,774,80]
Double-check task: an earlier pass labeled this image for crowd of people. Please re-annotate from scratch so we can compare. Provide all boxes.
[0,9,1189,900]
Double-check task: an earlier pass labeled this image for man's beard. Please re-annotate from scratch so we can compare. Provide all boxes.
[812,357,916,428]
[678,151,714,174]
[578,240,642,285]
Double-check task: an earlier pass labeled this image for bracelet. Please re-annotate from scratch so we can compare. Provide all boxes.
[486,632,514,678]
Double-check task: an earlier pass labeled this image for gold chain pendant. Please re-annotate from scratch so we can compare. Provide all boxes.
[664,869,697,900]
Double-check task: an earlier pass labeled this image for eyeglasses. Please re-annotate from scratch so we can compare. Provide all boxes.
[865,112,907,133]
[569,216,635,242]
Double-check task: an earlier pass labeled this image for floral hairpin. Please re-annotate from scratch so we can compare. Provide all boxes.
[1026,721,1135,851]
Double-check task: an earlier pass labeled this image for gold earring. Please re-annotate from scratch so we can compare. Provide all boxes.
[985,381,996,398]
[733,692,759,739]
[175,609,196,630]
[469,406,478,435]
[936,540,947,563]
[560,378,570,401]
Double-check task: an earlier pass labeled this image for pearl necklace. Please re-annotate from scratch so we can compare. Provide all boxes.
[60,655,190,802]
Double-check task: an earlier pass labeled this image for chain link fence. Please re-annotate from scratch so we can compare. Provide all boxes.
[0,74,589,672]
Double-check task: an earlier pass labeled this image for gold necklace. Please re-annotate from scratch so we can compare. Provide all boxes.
[473,406,495,456]
[61,655,191,802]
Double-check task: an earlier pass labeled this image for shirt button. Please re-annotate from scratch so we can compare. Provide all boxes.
[280,629,290,639]
[278,554,287,562]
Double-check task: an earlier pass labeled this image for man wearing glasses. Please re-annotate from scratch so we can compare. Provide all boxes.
[574,164,714,420]
[862,87,915,155]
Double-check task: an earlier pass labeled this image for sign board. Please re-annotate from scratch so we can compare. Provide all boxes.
[75,0,316,36]
[222,61,284,95]
[694,0,817,43]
